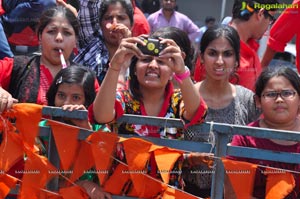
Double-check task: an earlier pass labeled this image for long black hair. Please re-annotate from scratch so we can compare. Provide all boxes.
[47,65,96,107]
[200,25,240,82]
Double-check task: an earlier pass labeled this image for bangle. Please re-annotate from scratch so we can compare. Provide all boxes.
[173,67,190,84]
[109,63,121,72]
[117,80,127,89]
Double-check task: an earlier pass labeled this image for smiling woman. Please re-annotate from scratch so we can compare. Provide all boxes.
[0,5,79,105]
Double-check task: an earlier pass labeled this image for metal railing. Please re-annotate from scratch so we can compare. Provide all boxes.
[11,106,300,199]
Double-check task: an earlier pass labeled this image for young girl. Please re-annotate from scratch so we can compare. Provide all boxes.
[227,66,300,198]
[45,65,111,198]
[46,65,97,129]
[187,25,261,198]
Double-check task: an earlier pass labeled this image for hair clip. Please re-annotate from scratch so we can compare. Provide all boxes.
[56,76,63,85]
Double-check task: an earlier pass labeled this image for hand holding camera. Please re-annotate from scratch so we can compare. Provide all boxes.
[137,37,167,56]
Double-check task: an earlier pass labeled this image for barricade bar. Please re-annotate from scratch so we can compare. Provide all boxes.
[227,145,300,164]
[42,106,88,120]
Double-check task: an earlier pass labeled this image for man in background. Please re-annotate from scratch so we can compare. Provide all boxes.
[147,0,200,43]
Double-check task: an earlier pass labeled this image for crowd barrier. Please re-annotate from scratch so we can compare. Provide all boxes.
[2,105,300,199]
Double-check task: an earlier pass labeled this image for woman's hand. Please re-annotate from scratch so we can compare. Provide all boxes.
[77,180,112,199]
[56,0,78,17]
[61,104,92,130]
[106,23,132,44]
[0,87,18,113]
[158,38,186,74]
[110,37,145,71]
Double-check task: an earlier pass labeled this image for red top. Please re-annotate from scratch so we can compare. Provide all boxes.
[38,65,54,105]
[238,39,261,91]
[267,0,300,72]
[0,57,14,90]
[131,6,150,37]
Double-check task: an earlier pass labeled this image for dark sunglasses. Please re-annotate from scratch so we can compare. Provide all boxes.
[264,10,276,25]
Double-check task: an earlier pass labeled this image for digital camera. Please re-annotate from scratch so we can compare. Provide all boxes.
[137,38,166,56]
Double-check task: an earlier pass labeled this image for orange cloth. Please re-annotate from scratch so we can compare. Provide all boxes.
[222,158,257,199]
[47,120,80,171]
[154,148,182,183]
[103,163,131,195]
[163,186,199,199]
[0,125,24,172]
[19,151,58,199]
[265,168,295,199]
[122,138,166,198]
[69,141,94,182]
[0,174,18,198]
[8,103,43,149]
[87,131,119,185]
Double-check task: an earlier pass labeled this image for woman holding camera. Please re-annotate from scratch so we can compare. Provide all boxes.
[92,34,207,138]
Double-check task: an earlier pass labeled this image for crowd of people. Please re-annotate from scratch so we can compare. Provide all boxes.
[0,0,299,198]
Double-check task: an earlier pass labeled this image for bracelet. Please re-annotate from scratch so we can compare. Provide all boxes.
[117,80,127,89]
[109,63,121,72]
[173,67,190,84]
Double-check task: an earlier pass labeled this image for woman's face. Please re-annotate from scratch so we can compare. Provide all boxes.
[100,2,132,46]
[256,76,300,125]
[55,83,85,107]
[40,15,77,66]
[135,56,173,89]
[202,36,237,81]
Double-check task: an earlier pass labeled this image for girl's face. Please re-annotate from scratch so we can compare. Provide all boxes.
[202,36,237,81]
[100,2,131,46]
[40,16,77,66]
[256,76,300,125]
[135,56,173,89]
[55,83,85,107]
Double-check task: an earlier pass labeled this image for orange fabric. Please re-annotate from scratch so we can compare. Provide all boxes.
[127,174,166,198]
[8,103,43,149]
[154,148,183,183]
[39,191,62,199]
[163,186,199,199]
[122,138,166,198]
[19,151,58,199]
[47,120,80,171]
[69,141,94,182]
[103,163,131,195]
[0,126,24,172]
[0,174,18,198]
[87,131,119,185]
[222,158,257,199]
[265,168,295,199]
[122,138,152,191]
[59,186,89,199]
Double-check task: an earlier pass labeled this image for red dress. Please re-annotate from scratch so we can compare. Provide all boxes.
[267,0,300,72]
